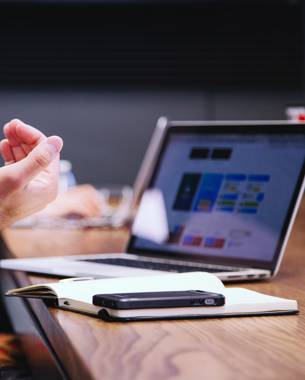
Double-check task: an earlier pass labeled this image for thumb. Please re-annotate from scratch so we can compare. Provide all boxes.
[18,136,63,182]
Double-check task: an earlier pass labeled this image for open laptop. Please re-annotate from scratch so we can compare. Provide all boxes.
[2,120,305,282]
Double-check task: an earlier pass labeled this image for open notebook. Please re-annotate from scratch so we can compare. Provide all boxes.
[6,272,298,321]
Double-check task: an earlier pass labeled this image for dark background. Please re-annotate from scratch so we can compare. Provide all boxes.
[0,0,304,185]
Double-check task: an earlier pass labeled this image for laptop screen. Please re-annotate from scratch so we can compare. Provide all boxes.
[130,125,305,270]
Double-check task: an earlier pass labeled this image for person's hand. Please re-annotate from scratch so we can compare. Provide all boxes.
[0,119,63,228]
[40,184,102,219]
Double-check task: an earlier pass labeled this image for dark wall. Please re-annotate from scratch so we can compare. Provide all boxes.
[0,1,304,185]
[0,90,208,185]
[0,1,303,88]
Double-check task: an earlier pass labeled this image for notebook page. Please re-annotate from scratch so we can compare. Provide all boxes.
[49,272,225,304]
[222,288,298,313]
[103,288,298,318]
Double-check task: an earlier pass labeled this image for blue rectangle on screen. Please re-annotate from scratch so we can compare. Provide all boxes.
[194,173,223,212]
[219,207,234,212]
[173,173,202,211]
[222,194,238,200]
[225,174,247,181]
[248,175,270,182]
[256,193,265,202]
[238,208,258,214]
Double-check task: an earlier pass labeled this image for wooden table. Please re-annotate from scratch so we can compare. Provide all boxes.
[1,200,305,380]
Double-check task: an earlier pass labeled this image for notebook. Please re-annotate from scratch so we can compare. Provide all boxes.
[6,272,298,321]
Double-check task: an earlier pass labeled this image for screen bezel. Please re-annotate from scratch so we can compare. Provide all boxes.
[127,121,305,272]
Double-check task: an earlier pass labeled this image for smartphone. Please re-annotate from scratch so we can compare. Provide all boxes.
[92,290,225,310]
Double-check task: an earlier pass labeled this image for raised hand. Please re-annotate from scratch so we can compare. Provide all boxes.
[0,119,63,228]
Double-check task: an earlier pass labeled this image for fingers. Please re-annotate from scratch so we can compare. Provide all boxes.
[16,136,63,184]
[0,139,15,164]
[12,145,27,162]
[4,119,46,146]
[3,120,20,147]
[2,119,47,163]
[1,121,64,205]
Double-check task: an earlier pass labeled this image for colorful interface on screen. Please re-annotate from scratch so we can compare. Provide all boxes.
[133,133,305,262]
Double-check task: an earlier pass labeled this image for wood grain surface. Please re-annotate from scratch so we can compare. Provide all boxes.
[3,200,305,380]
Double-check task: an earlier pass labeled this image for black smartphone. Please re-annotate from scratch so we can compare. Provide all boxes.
[92,290,225,310]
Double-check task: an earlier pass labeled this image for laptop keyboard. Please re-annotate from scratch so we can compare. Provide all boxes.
[81,257,234,273]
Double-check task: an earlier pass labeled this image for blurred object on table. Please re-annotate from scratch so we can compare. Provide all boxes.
[286,105,305,123]
[132,189,169,244]
[98,185,134,225]
[59,159,77,193]
[12,185,134,229]
[41,184,102,219]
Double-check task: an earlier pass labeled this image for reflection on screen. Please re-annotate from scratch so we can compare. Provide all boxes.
[133,133,305,263]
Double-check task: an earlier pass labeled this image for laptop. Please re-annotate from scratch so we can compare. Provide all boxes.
[2,120,305,282]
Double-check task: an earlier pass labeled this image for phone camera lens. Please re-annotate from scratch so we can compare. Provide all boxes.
[204,299,215,305]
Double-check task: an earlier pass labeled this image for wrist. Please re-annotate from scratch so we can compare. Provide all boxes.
[0,208,14,230]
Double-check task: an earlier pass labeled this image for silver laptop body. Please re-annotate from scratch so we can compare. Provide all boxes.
[2,119,305,282]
